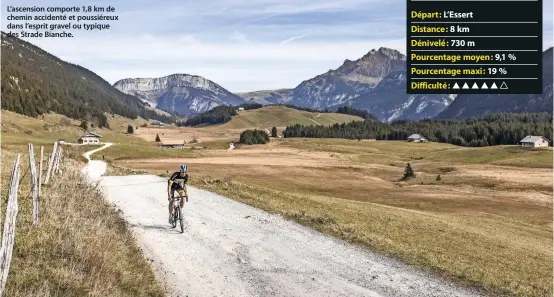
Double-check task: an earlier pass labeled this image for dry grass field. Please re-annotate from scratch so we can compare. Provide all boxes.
[0,150,165,297]
[117,138,553,297]
[132,106,362,144]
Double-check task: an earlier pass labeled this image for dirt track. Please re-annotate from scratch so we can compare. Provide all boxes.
[96,174,483,297]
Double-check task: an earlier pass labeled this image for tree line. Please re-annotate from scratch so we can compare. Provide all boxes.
[283,112,553,147]
[266,104,329,113]
[177,103,263,126]
[336,106,377,120]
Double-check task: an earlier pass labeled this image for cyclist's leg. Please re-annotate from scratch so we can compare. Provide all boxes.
[168,187,175,213]
[168,187,176,223]
[184,184,188,202]
[177,189,186,209]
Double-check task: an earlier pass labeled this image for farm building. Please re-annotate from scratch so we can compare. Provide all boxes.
[407,134,428,143]
[78,132,102,145]
[519,135,549,147]
[238,107,245,111]
[151,121,165,127]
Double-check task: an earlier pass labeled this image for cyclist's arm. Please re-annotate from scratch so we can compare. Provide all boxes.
[184,175,189,198]
[167,172,178,197]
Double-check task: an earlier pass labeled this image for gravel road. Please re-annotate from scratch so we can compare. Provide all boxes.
[96,174,485,297]
[81,142,112,181]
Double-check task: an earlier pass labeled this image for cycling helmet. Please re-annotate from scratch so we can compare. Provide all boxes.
[179,164,188,173]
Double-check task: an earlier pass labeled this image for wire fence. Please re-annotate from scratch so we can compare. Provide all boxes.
[0,142,64,297]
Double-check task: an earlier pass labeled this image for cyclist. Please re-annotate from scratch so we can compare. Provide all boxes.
[167,164,189,224]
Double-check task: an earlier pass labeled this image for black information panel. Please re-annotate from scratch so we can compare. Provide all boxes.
[407,0,543,94]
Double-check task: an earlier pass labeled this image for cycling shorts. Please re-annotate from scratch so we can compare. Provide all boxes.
[171,183,187,196]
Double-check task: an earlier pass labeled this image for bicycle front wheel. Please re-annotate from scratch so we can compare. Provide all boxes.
[176,207,184,233]
[171,209,177,228]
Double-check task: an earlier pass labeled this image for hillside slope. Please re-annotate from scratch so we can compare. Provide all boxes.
[288,48,406,109]
[217,106,363,129]
[1,144,164,296]
[341,71,456,122]
[113,74,246,115]
[236,89,293,105]
[0,32,169,125]
[436,48,553,119]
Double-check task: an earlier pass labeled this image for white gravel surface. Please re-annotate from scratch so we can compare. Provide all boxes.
[96,174,484,297]
[81,142,112,182]
[81,145,484,297]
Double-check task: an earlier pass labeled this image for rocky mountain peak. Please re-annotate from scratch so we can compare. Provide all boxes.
[288,47,408,109]
[113,74,245,114]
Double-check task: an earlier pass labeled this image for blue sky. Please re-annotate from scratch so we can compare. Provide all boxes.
[2,0,553,92]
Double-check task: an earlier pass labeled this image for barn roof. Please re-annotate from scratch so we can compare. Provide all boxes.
[520,135,548,143]
[82,131,102,138]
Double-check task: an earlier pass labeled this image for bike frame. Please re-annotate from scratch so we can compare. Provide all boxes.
[173,195,181,207]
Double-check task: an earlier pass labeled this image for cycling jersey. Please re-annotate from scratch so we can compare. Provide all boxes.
[168,172,188,190]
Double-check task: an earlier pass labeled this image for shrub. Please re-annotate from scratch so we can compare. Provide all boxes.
[240,129,270,145]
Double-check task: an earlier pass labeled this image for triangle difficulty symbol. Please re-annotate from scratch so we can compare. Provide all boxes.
[491,82,498,89]
[472,82,479,89]
[462,82,469,89]
[500,82,508,89]
[481,82,488,89]
[453,83,460,89]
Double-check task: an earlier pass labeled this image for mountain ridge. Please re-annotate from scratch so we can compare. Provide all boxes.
[436,47,553,119]
[113,73,246,115]
[288,47,408,109]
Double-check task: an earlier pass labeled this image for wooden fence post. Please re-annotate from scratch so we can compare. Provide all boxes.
[38,146,44,197]
[59,147,63,170]
[28,144,39,225]
[44,142,58,184]
[0,154,21,297]
[54,146,63,174]
[52,148,58,176]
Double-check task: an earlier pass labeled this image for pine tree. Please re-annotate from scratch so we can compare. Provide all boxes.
[127,124,134,134]
[402,163,416,180]
[436,174,441,181]
[155,133,161,142]
[271,126,278,137]
[79,120,88,130]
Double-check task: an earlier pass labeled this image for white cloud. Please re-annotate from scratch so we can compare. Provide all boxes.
[281,34,307,44]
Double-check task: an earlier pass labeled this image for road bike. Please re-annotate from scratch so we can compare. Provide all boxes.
[170,193,185,233]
